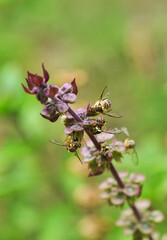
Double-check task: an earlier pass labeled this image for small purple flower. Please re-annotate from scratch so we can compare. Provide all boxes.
[56,78,78,103]
[40,79,78,121]
[80,134,116,176]
[99,172,145,206]
[22,64,79,122]
[40,100,61,122]
[22,63,59,104]
[116,199,164,236]
[40,112,61,122]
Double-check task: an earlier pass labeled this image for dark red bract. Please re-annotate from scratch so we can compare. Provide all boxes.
[22,64,78,122]
[21,63,59,104]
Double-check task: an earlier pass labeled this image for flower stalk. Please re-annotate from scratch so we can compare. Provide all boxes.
[68,107,143,224]
[22,64,165,240]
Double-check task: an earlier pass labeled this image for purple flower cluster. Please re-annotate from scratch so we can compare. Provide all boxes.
[64,105,95,134]
[22,64,78,122]
[80,132,136,176]
[99,172,145,206]
[22,64,166,240]
[116,199,164,237]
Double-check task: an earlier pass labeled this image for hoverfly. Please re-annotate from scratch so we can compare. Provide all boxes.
[109,127,138,165]
[63,116,106,135]
[124,138,138,166]
[85,116,105,135]
[65,116,121,136]
[50,131,83,163]
[100,142,113,160]
[87,86,122,118]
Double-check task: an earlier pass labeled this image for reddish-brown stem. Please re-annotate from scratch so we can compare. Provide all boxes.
[129,204,142,222]
[67,106,151,238]
[109,162,124,188]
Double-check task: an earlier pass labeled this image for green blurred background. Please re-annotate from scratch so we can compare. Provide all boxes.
[0,0,167,239]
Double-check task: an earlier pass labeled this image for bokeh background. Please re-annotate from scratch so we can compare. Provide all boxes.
[0,1,167,239]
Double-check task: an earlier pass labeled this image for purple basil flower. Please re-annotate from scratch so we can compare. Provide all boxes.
[40,79,78,122]
[40,96,69,122]
[22,63,59,104]
[56,78,78,103]
[22,64,79,122]
[99,172,144,206]
[116,199,164,236]
[40,112,61,122]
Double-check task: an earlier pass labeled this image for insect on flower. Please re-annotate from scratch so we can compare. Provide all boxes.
[87,86,122,118]
[50,131,83,163]
[84,116,106,135]
[121,127,139,165]
[124,138,138,166]
[100,143,113,160]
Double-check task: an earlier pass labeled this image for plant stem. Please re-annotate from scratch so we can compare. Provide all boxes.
[67,106,152,238]
[109,162,124,188]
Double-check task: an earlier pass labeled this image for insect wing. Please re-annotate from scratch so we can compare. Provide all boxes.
[104,128,122,135]
[75,151,83,164]
[49,139,65,146]
[131,148,139,166]
[100,85,108,100]
[121,127,129,136]
[105,112,122,118]
[83,119,96,126]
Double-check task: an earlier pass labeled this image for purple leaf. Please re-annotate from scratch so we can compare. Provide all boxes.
[40,113,61,122]
[86,102,91,115]
[49,85,59,98]
[25,78,33,90]
[71,78,78,95]
[21,83,33,94]
[27,71,43,86]
[42,63,50,82]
